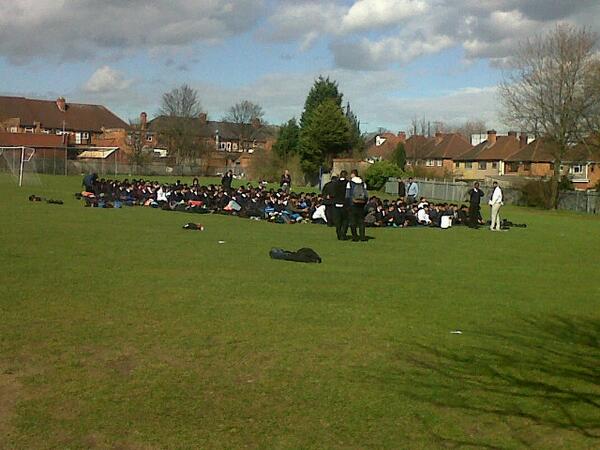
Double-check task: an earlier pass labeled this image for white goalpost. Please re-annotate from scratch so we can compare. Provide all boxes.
[0,146,36,186]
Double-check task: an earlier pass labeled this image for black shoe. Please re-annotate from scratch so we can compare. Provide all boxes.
[360,237,368,242]
[352,237,360,242]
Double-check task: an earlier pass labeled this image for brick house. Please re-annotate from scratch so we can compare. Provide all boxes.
[145,112,277,174]
[454,130,521,180]
[403,133,472,177]
[504,137,555,177]
[504,136,600,189]
[0,96,129,148]
[365,131,406,161]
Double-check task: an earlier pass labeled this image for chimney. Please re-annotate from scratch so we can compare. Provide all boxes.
[198,112,207,125]
[508,131,517,138]
[487,130,497,145]
[520,132,528,148]
[140,112,147,130]
[56,97,66,112]
[397,131,406,142]
[251,117,261,129]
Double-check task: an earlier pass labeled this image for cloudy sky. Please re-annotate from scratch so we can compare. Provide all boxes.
[1,0,598,132]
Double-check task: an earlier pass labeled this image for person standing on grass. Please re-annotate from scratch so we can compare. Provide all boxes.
[332,171,350,240]
[467,181,484,228]
[221,170,233,190]
[346,169,369,242]
[406,177,418,204]
[489,181,504,231]
[280,169,292,193]
[322,175,337,227]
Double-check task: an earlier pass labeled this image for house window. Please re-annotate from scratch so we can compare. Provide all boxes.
[465,162,472,169]
[232,142,238,151]
[25,127,34,133]
[426,159,434,167]
[75,133,82,144]
[436,160,442,167]
[145,134,153,142]
[219,142,226,150]
[491,162,498,169]
[571,164,584,174]
[455,162,460,168]
[81,132,90,140]
[9,126,18,133]
[226,142,232,151]
[478,162,487,170]
[406,161,412,166]
[41,129,50,134]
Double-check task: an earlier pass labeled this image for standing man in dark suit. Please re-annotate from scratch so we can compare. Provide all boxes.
[321,175,337,227]
[467,181,484,228]
[221,170,233,190]
[332,171,349,240]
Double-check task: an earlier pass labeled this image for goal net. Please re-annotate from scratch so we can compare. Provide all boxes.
[0,146,41,187]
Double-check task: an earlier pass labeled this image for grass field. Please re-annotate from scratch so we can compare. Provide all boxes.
[1,173,599,449]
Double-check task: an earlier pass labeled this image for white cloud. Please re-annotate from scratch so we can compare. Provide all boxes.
[341,0,430,32]
[0,0,265,63]
[83,66,132,93]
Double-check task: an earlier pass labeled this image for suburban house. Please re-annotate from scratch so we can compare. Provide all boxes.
[504,137,555,177]
[504,136,600,189]
[454,130,523,179]
[563,138,600,190]
[0,96,129,145]
[365,131,406,161]
[145,112,277,174]
[402,132,472,177]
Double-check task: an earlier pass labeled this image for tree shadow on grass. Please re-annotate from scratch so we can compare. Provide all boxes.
[366,316,600,448]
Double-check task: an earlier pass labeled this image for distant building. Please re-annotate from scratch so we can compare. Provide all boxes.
[0,96,129,148]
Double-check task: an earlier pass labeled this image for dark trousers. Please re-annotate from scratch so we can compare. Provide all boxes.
[468,204,480,227]
[325,204,335,227]
[349,204,366,240]
[333,206,349,240]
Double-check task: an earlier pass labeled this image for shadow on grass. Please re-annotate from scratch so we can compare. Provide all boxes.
[369,316,600,448]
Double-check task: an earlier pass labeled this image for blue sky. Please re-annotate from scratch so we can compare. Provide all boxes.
[0,0,598,132]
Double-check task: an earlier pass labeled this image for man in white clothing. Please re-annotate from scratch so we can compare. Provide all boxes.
[489,181,504,231]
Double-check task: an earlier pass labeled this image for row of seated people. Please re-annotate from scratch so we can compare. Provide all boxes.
[360,197,470,228]
[80,177,329,224]
[80,177,469,228]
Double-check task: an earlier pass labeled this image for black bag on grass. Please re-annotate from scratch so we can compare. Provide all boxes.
[269,247,322,263]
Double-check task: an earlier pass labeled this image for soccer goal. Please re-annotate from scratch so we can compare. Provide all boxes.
[0,146,37,186]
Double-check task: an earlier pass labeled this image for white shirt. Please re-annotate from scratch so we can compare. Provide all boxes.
[312,204,327,222]
[490,186,503,205]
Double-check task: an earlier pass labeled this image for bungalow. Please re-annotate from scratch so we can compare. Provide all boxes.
[504,137,555,177]
[403,132,472,177]
[454,130,521,180]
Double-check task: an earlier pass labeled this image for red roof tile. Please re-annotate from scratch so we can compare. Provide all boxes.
[0,96,128,132]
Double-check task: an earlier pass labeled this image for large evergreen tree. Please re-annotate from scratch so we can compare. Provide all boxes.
[345,101,365,156]
[300,76,343,129]
[299,76,352,176]
[300,99,351,175]
[272,118,300,163]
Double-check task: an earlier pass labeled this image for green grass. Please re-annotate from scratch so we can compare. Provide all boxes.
[1,173,599,449]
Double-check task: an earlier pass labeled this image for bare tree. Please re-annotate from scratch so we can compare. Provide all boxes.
[499,25,600,207]
[159,84,203,118]
[223,100,265,151]
[448,120,487,143]
[126,118,152,172]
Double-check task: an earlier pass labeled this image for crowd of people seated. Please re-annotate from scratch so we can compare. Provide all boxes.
[79,174,475,229]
